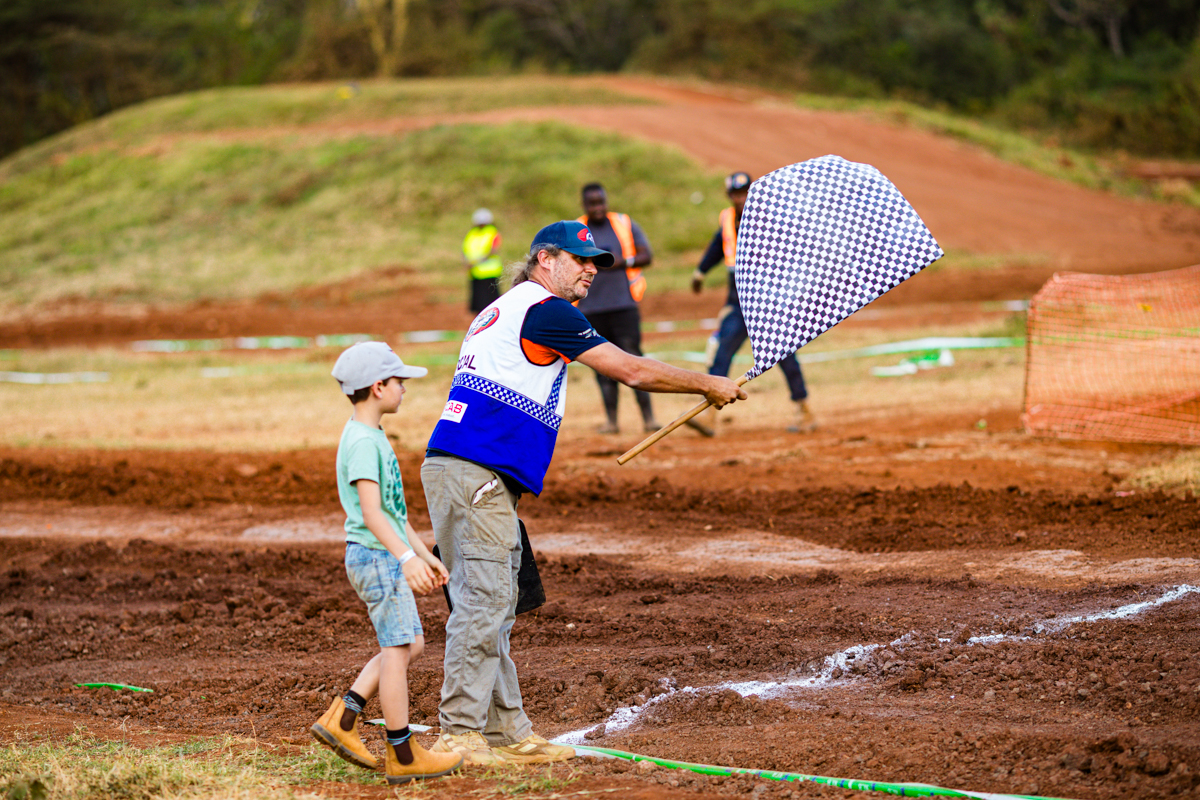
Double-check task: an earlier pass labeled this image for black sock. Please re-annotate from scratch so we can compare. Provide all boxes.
[387,727,413,765]
[340,690,366,732]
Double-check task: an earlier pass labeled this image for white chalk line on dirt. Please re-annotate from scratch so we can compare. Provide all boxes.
[554,584,1199,747]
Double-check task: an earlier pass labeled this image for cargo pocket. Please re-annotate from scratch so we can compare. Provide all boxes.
[459,540,515,610]
[468,476,504,508]
[466,477,516,551]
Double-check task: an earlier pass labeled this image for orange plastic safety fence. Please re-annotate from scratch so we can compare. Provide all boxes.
[1023,264,1200,445]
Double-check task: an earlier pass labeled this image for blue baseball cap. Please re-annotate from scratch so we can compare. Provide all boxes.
[725,172,752,193]
[530,221,615,269]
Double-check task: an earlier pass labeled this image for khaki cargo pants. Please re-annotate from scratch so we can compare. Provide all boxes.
[421,455,532,746]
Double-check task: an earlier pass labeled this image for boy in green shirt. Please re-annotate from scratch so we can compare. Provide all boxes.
[311,342,462,785]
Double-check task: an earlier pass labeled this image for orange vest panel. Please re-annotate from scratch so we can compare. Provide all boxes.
[720,206,737,267]
[577,212,645,302]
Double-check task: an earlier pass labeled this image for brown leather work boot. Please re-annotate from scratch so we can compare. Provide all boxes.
[386,737,464,785]
[491,733,576,764]
[310,697,377,770]
[431,731,504,766]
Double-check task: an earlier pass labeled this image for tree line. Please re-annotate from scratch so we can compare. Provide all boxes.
[3,0,1198,159]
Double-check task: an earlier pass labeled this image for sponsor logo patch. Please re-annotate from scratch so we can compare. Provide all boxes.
[465,308,499,342]
[439,400,468,423]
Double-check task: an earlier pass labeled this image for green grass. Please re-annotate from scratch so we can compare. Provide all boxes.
[0,728,588,800]
[3,74,1194,315]
[922,248,1051,275]
[1127,450,1200,498]
[472,762,580,796]
[0,729,374,800]
[793,93,1200,208]
[0,119,725,308]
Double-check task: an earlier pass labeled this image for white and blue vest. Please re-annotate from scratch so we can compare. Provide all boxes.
[427,281,568,494]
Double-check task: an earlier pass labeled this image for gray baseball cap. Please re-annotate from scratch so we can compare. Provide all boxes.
[331,342,427,395]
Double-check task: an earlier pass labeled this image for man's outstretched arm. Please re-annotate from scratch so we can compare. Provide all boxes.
[576,343,746,408]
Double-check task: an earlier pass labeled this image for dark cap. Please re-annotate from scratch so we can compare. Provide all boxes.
[725,172,752,193]
[529,221,615,269]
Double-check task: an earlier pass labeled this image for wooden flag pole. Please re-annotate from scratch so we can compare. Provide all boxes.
[617,374,750,465]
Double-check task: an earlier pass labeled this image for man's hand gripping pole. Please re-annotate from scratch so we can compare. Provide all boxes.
[617,374,750,465]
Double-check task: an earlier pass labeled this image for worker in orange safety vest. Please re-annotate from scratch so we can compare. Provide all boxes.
[575,182,659,434]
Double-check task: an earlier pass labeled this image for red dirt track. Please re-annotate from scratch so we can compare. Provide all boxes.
[3,77,1200,799]
[3,429,1199,800]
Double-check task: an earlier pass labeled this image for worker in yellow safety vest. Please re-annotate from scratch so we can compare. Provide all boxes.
[463,208,503,313]
[690,172,817,436]
[575,182,659,434]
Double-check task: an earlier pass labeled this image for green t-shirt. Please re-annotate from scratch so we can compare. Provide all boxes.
[336,419,411,551]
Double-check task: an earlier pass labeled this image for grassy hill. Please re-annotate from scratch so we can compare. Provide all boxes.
[0,76,723,310]
[1,75,1194,314]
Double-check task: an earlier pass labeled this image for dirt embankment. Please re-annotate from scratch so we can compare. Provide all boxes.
[3,447,1197,563]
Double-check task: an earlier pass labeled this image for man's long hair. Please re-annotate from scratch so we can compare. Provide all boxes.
[506,245,561,288]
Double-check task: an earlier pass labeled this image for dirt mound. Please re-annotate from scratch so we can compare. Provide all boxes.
[4,448,1198,563]
[0,447,347,510]
[0,265,1032,349]
[5,448,1198,562]
[536,474,1200,560]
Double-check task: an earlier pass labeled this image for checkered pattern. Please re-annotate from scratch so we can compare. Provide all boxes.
[545,363,565,410]
[453,372,563,430]
[735,155,943,379]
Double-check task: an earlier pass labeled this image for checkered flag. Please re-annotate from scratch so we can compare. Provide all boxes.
[618,155,941,465]
[735,155,943,379]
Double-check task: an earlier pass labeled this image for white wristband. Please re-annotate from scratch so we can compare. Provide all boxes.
[399,549,417,565]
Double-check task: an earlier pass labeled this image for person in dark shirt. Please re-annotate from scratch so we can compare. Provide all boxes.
[574,182,659,433]
[691,172,817,436]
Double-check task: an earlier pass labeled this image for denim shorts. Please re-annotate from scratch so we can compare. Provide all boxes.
[345,543,423,648]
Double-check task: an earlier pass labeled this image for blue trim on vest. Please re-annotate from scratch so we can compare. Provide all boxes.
[427,369,566,495]
[452,372,563,430]
[546,366,565,415]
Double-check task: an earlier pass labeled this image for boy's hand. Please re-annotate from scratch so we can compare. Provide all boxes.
[423,553,450,588]
[402,557,437,595]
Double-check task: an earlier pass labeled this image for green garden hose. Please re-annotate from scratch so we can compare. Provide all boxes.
[570,744,1074,800]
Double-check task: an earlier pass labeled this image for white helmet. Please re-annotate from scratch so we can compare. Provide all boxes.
[472,208,494,226]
